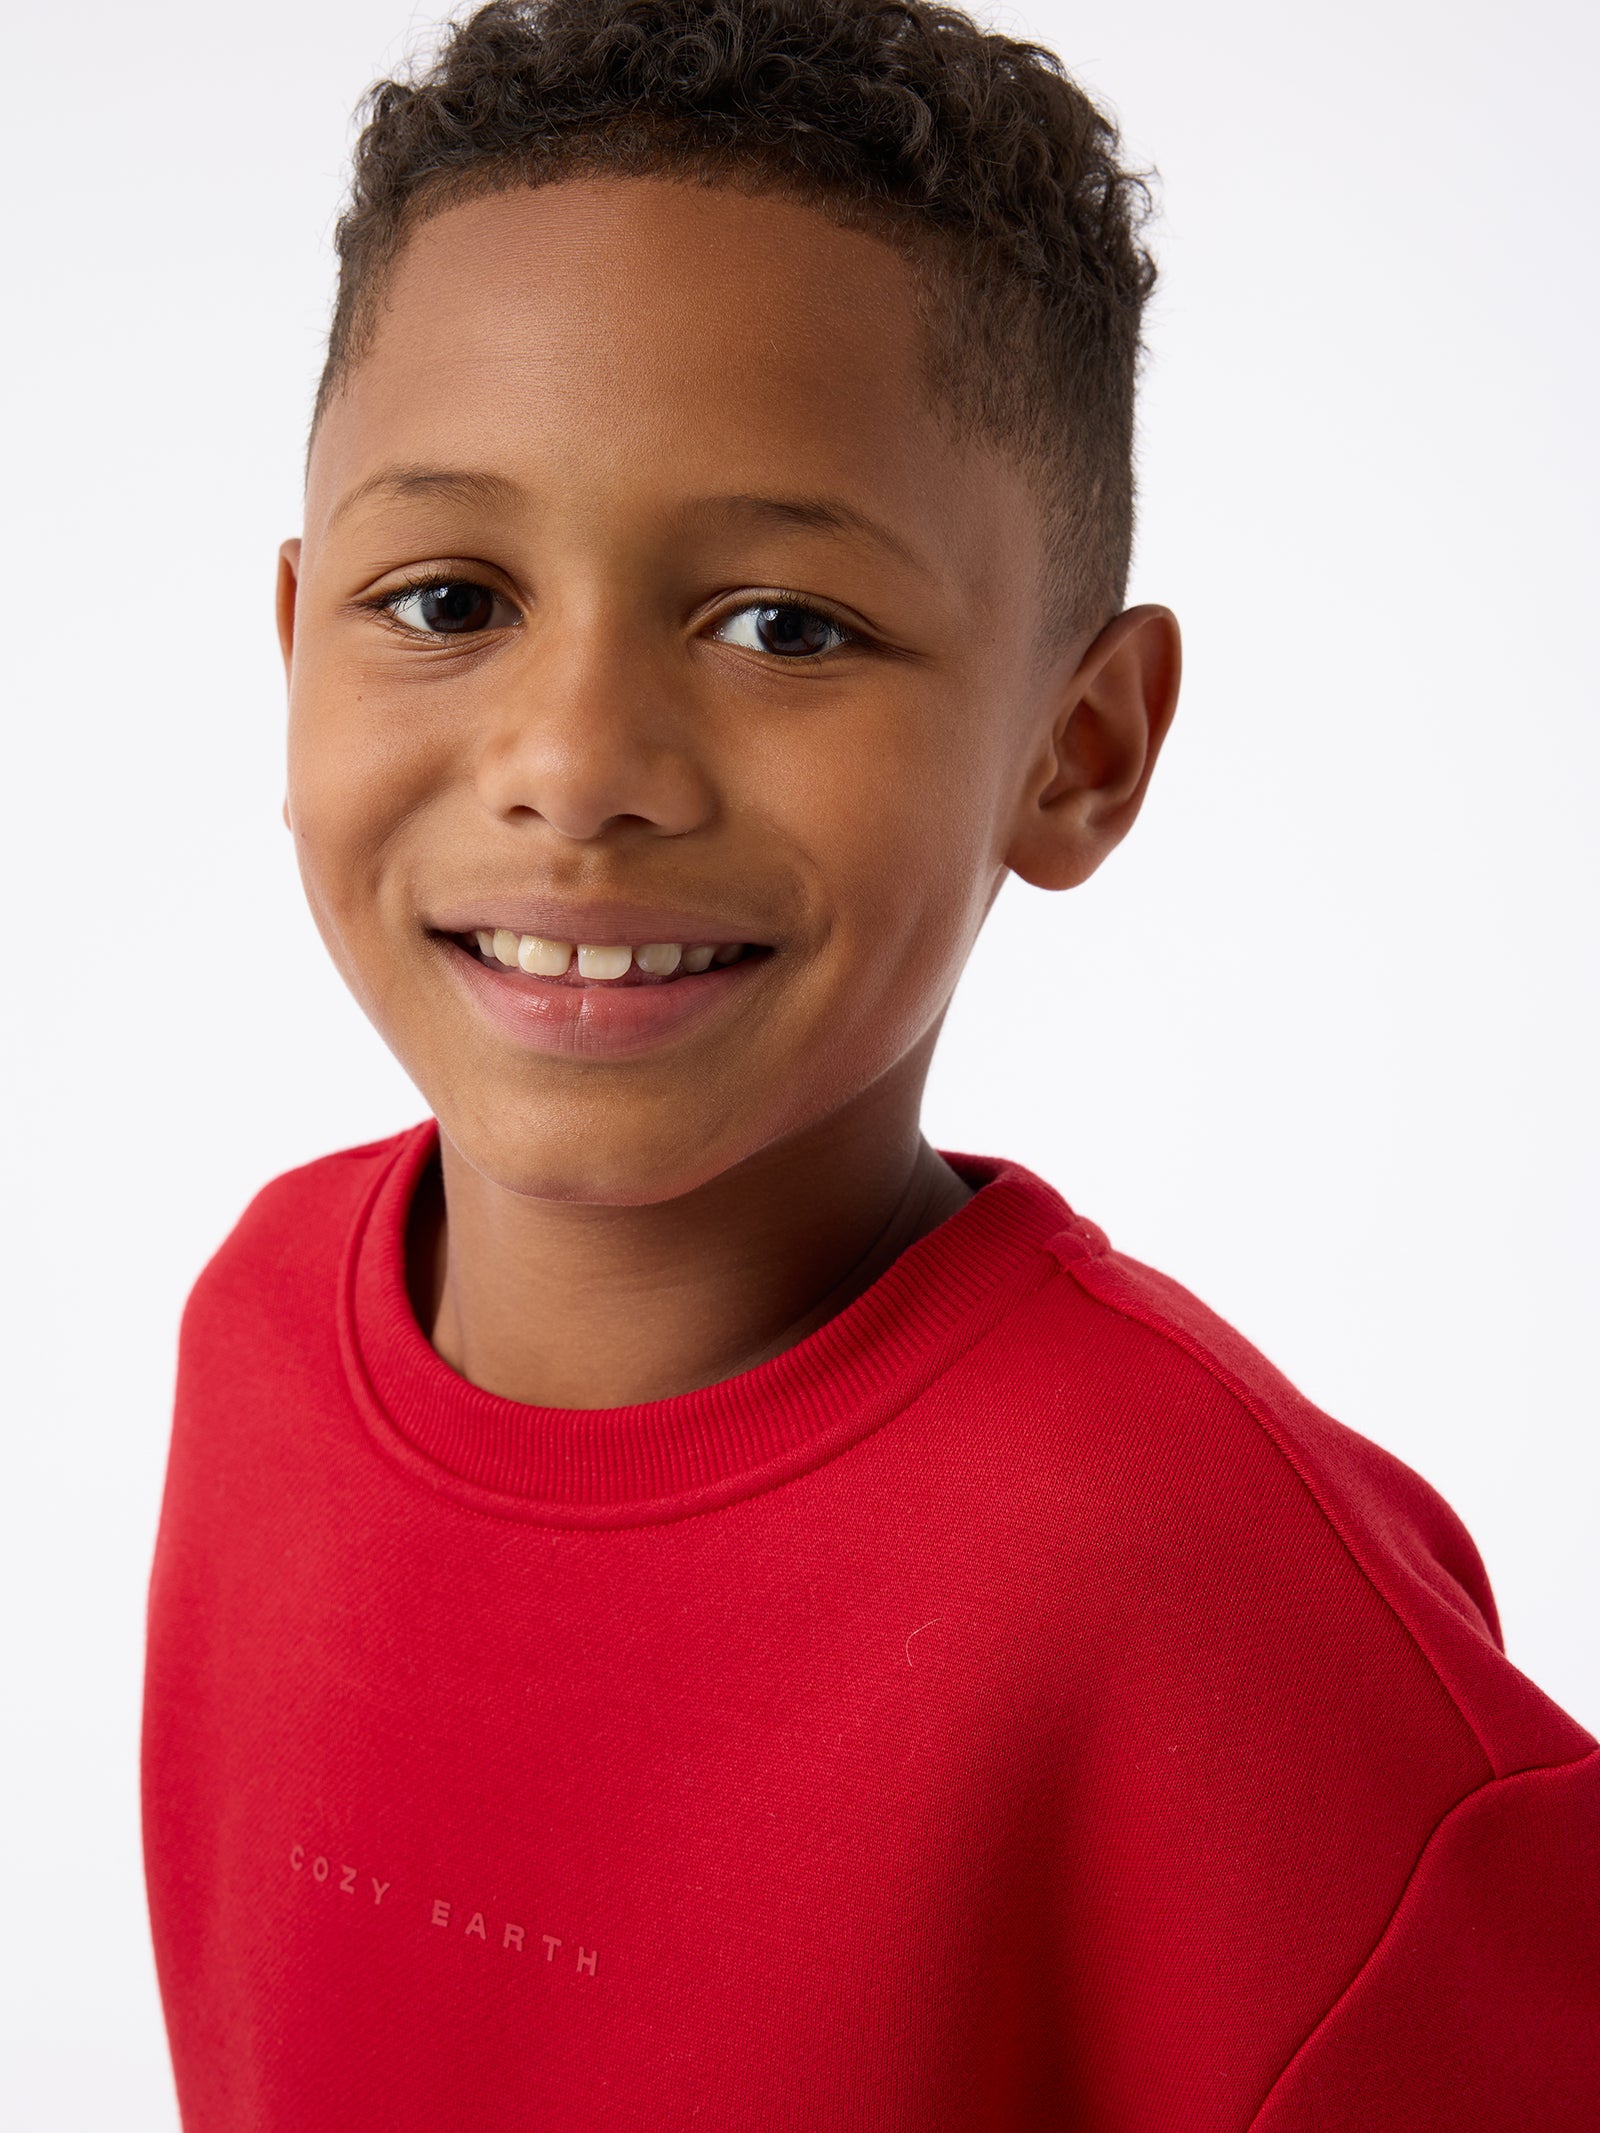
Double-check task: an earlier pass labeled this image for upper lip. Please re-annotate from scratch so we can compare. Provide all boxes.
[425,898,773,948]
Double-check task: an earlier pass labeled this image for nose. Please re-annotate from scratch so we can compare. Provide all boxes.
[473,616,717,843]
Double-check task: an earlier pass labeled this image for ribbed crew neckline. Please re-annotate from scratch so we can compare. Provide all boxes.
[338,1119,1083,1527]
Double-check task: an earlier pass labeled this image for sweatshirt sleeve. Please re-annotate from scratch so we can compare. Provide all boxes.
[1251,1747,1600,2131]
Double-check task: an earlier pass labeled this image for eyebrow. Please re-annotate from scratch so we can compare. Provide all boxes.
[326,467,934,578]
[326,465,524,530]
[684,493,935,579]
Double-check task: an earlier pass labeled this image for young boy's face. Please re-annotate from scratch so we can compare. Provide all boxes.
[282,177,1174,1203]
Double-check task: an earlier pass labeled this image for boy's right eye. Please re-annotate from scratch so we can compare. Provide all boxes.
[380,580,519,636]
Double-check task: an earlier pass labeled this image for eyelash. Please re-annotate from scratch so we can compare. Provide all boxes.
[369,572,509,636]
[366,575,862,658]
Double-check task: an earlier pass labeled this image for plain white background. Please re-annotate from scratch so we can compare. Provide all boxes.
[3,0,1595,2121]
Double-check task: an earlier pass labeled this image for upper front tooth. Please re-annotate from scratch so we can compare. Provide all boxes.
[576,943,632,980]
[517,935,573,976]
[634,942,682,975]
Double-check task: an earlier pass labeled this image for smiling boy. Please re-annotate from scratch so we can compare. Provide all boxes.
[141,1,1600,2127]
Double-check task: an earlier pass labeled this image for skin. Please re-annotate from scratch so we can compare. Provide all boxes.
[279,176,1180,1409]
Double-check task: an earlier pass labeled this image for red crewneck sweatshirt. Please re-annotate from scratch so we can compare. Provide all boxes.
[142,1122,1600,2130]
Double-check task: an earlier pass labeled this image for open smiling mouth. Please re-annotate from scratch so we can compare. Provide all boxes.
[453,929,774,986]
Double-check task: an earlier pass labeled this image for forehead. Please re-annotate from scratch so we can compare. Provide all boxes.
[306,176,1039,600]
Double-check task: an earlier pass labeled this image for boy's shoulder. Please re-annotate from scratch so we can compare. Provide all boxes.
[181,1123,422,1337]
[1023,1216,1594,1776]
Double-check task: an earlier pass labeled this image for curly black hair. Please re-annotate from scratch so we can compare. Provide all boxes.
[316,0,1157,637]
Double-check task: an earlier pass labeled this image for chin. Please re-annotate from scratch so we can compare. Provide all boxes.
[437,1092,750,1208]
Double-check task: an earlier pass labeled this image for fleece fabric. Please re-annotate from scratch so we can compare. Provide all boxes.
[142,1120,1600,2129]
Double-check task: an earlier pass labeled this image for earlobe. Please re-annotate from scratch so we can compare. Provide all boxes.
[1005,603,1181,893]
[276,538,302,673]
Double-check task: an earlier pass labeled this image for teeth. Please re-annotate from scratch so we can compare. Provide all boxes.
[576,943,633,981]
[474,933,751,980]
[517,935,573,977]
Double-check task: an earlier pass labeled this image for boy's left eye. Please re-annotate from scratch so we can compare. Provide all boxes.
[381,580,518,635]
[711,603,854,658]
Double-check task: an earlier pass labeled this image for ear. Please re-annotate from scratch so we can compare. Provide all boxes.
[1004,603,1181,892]
[276,538,302,671]
[277,539,302,832]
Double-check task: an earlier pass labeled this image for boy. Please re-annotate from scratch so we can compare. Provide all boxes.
[141,0,1599,2124]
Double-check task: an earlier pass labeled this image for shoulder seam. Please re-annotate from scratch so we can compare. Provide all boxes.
[1244,1747,1600,2126]
[1056,1251,1501,1775]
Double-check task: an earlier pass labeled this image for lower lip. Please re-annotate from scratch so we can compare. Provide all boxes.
[441,939,771,1060]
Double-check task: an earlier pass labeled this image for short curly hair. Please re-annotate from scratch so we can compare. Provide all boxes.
[316,0,1157,639]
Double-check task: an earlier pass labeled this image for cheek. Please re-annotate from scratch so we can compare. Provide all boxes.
[286,661,440,929]
[282,703,441,1057]
[769,695,1008,1041]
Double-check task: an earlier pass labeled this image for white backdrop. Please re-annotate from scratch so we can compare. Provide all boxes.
[3,2,1595,2122]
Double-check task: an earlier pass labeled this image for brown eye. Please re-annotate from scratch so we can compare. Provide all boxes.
[385,580,511,635]
[714,602,852,658]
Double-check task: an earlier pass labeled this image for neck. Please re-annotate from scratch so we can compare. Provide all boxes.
[408,1068,973,1410]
